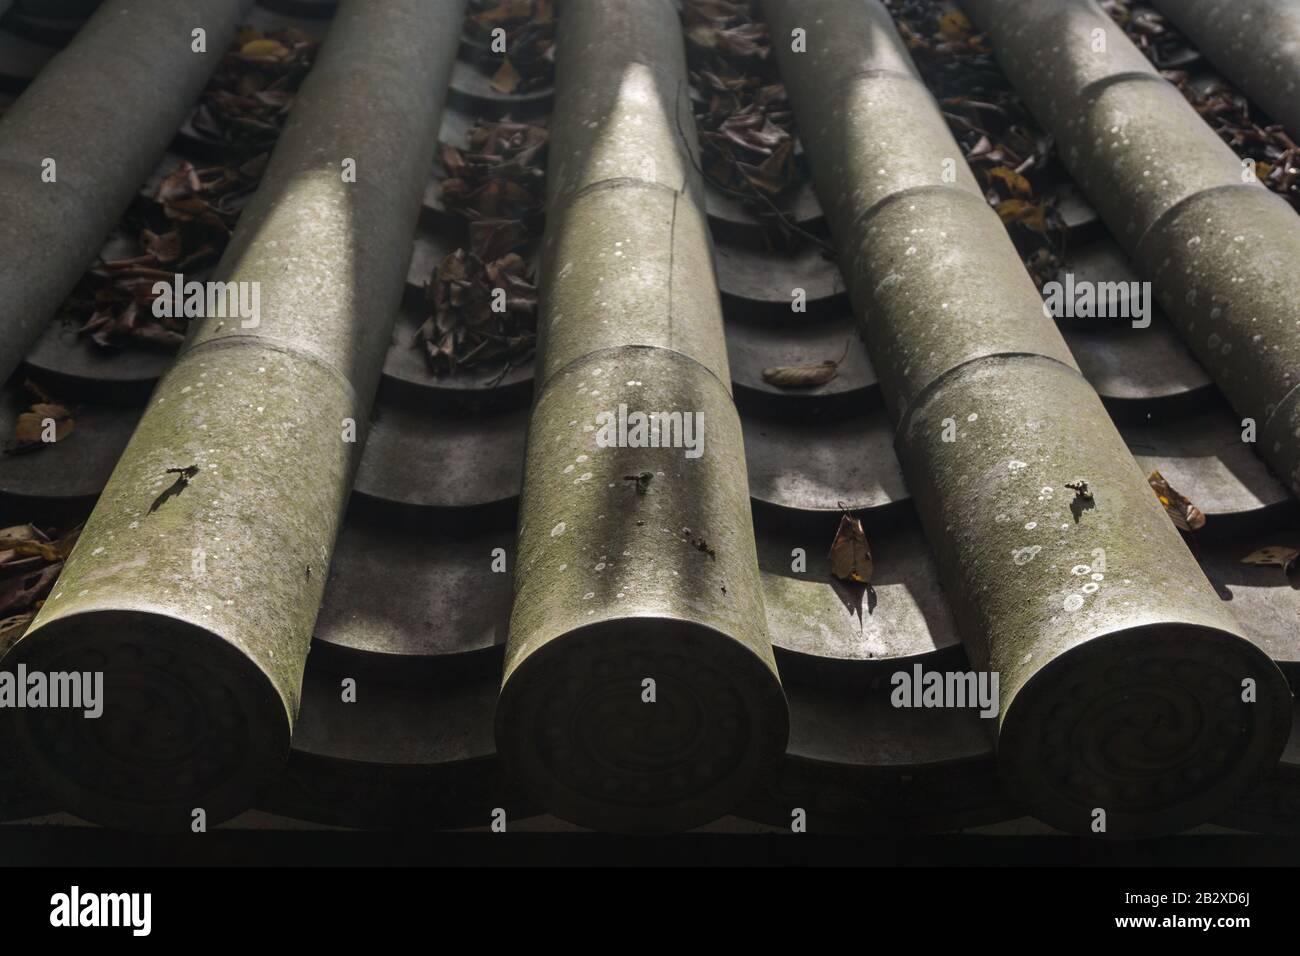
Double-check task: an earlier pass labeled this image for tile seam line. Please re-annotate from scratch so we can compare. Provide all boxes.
[894,351,1089,439]
[176,334,360,399]
[846,181,988,243]
[537,342,734,401]
[1132,181,1286,262]
[1072,67,1168,103]
[826,65,918,87]
[550,176,687,216]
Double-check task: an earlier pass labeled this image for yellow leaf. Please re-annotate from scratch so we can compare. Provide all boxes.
[239,38,290,60]
[14,403,74,446]
[490,57,522,94]
[995,198,1049,233]
[987,165,1033,196]
[938,10,974,41]
[11,539,60,562]
[686,24,721,49]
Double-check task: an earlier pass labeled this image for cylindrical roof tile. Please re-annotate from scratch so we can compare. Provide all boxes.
[965,0,1300,497]
[496,0,788,833]
[0,0,249,384]
[765,0,1292,836]
[4,0,465,831]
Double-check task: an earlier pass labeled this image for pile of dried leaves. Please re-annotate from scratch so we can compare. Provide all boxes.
[1103,1,1299,211]
[70,156,268,351]
[440,120,548,224]
[423,119,548,376]
[466,0,556,94]
[684,1,817,249]
[193,26,319,150]
[0,522,80,654]
[884,0,1067,287]
[59,26,316,354]
[419,248,538,375]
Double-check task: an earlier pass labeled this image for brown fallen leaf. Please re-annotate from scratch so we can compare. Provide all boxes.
[829,510,873,584]
[1240,546,1300,575]
[762,341,851,388]
[0,522,78,565]
[986,164,1033,196]
[11,402,75,450]
[0,519,79,652]
[238,38,291,62]
[0,561,61,618]
[490,57,523,94]
[0,524,41,549]
[938,10,974,42]
[1148,469,1206,532]
[762,361,837,388]
[141,228,183,265]
[417,246,537,376]
[995,198,1050,232]
[739,137,796,195]
[0,611,35,656]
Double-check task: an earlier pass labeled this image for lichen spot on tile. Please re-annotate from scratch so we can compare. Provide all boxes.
[1013,545,1041,565]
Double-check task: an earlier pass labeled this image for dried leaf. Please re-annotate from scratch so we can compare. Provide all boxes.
[938,10,974,42]
[762,361,838,388]
[829,512,873,584]
[1148,470,1206,532]
[740,137,795,194]
[141,229,183,265]
[469,218,528,261]
[995,198,1050,232]
[239,38,290,61]
[490,57,523,94]
[0,562,61,617]
[761,340,850,389]
[1240,546,1300,575]
[0,612,35,656]
[986,164,1033,196]
[0,524,41,549]
[13,403,75,447]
